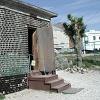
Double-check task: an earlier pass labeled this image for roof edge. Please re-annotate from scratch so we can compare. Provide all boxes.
[16,0,57,18]
[0,0,57,18]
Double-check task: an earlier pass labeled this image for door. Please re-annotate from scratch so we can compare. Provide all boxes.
[32,31,39,70]
[28,28,39,70]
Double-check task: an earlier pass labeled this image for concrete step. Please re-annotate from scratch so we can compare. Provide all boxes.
[28,74,58,91]
[45,79,64,88]
[51,83,71,93]
[45,74,58,82]
[28,74,58,81]
[28,73,71,93]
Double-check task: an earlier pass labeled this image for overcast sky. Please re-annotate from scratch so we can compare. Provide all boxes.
[22,0,100,30]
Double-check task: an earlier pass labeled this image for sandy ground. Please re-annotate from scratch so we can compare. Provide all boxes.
[5,70,100,100]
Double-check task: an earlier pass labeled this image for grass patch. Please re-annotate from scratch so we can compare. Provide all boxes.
[83,55,100,67]
[0,95,5,100]
[64,54,100,68]
[83,59,100,66]
[56,53,100,70]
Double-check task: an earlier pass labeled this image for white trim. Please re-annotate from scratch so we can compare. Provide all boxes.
[0,6,30,16]
[37,16,50,22]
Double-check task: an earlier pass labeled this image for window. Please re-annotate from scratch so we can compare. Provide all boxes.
[93,36,96,40]
[85,40,88,44]
[60,43,65,44]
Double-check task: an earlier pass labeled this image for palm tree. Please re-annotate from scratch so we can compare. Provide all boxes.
[63,14,86,68]
[63,14,76,49]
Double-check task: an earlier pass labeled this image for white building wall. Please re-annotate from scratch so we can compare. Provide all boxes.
[53,26,69,50]
[84,30,100,50]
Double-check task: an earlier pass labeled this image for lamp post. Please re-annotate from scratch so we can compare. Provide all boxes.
[83,36,86,54]
[84,36,88,54]
[94,39,95,56]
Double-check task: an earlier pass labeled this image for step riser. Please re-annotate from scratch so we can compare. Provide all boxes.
[46,79,64,88]
[51,80,64,87]
[57,84,71,93]
[28,80,50,90]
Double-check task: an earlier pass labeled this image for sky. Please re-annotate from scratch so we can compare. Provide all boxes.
[22,0,100,30]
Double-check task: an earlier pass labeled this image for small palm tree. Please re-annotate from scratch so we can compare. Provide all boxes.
[63,14,86,68]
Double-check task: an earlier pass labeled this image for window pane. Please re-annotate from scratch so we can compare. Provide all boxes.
[93,36,96,40]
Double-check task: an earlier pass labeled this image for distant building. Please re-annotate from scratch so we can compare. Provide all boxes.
[83,30,100,51]
[53,25,70,51]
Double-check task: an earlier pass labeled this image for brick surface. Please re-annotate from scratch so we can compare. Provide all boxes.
[0,7,49,76]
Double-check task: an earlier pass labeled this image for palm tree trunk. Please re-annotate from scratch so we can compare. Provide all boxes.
[75,35,82,67]
[78,38,82,67]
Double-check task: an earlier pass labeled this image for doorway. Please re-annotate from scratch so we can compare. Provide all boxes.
[28,28,37,70]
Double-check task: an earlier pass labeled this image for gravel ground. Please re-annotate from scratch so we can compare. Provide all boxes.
[5,70,100,100]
